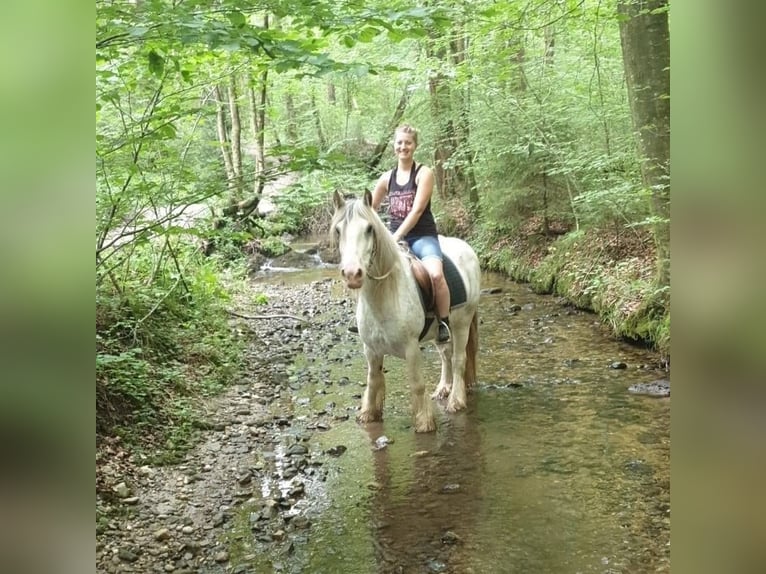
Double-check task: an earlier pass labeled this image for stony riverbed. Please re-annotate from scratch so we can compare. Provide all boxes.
[96,271,670,574]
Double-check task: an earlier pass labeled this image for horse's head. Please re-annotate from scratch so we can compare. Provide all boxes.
[331,190,385,290]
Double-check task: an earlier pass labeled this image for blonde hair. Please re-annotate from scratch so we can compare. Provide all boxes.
[394,124,418,145]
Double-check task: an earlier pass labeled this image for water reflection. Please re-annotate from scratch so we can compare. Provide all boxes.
[364,406,484,573]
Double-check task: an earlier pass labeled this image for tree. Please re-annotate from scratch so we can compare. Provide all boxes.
[618,0,670,288]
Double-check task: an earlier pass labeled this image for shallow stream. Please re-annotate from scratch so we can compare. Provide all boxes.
[233,265,670,574]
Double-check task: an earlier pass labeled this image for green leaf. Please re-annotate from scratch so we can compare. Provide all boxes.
[148,50,164,78]
[157,123,177,139]
[358,26,380,43]
[342,35,355,48]
[227,11,247,27]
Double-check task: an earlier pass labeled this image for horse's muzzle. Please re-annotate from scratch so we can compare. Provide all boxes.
[340,265,363,289]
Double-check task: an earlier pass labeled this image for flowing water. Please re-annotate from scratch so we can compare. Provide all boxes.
[237,266,670,574]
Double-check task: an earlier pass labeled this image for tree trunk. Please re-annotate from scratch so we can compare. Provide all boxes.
[285,92,298,144]
[366,88,410,172]
[508,37,527,92]
[618,0,670,288]
[215,85,236,193]
[248,69,268,202]
[310,90,327,149]
[544,25,555,66]
[426,25,476,203]
[248,16,269,202]
[227,77,244,202]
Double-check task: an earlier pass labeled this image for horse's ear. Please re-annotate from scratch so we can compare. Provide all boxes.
[363,190,373,207]
[332,189,345,210]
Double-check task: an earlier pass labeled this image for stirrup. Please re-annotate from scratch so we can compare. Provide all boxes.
[437,321,451,343]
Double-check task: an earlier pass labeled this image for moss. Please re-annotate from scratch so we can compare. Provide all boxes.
[259,237,291,257]
[473,225,669,356]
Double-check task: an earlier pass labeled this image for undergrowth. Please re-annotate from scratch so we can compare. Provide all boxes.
[96,248,248,465]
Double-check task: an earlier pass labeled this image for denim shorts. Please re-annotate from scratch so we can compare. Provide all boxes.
[406,235,443,262]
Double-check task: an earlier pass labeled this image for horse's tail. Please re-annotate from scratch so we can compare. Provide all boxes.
[464,310,478,390]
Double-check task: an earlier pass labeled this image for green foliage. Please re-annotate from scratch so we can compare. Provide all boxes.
[259,237,290,257]
[96,243,244,462]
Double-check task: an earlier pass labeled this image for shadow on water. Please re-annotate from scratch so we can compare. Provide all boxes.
[240,265,670,573]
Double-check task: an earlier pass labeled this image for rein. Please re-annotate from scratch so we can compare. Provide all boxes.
[365,234,395,281]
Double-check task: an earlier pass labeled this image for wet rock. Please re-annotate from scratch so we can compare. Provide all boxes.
[374,436,392,450]
[288,482,305,497]
[286,443,308,456]
[427,559,447,572]
[610,361,628,369]
[441,530,460,545]
[154,528,171,541]
[117,548,139,562]
[214,550,229,562]
[113,482,131,498]
[291,515,311,529]
[326,445,347,457]
[628,379,670,397]
[440,483,461,493]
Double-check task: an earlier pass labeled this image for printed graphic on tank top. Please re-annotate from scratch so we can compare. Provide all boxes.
[388,164,420,223]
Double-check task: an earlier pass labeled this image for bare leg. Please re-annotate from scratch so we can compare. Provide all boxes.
[406,341,436,432]
[423,259,450,319]
[358,350,385,423]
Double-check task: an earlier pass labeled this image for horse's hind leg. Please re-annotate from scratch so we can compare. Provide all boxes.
[446,323,470,412]
[358,351,385,423]
[431,341,453,400]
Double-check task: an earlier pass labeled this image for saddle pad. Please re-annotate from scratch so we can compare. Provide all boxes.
[417,253,467,340]
[443,254,467,308]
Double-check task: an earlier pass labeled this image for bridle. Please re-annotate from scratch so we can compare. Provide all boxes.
[364,226,394,281]
[339,205,394,282]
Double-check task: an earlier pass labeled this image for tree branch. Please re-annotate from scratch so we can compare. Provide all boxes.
[227,310,309,323]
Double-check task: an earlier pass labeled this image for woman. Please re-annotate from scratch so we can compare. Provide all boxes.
[370,124,451,343]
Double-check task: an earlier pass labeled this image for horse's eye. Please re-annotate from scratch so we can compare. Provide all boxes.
[365,224,373,235]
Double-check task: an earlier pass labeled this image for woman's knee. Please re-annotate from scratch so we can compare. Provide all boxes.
[425,262,445,284]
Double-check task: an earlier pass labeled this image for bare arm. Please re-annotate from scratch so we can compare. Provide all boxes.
[371,172,390,210]
[392,166,434,242]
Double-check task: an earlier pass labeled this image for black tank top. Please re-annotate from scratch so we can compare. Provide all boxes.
[387,163,438,238]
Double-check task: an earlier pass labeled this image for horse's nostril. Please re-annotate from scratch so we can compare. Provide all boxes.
[354,269,362,279]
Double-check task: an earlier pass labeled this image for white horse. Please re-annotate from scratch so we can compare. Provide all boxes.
[331,190,481,432]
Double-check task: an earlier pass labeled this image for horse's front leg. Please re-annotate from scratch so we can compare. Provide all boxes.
[432,339,454,401]
[406,341,436,432]
[358,350,385,423]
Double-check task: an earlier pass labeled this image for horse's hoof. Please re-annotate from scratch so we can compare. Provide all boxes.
[415,418,437,433]
[357,412,382,424]
[432,387,451,400]
[445,399,466,413]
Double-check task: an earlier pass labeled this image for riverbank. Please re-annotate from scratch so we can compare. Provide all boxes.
[472,220,670,364]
